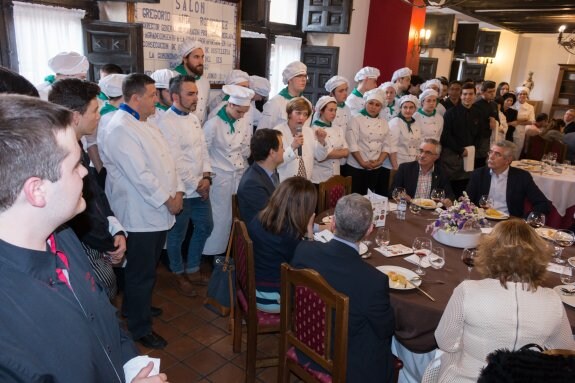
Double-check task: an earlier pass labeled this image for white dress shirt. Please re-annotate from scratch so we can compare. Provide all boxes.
[488,167,510,215]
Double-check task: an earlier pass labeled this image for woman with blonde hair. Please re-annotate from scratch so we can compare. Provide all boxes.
[424,219,575,382]
[247,176,317,312]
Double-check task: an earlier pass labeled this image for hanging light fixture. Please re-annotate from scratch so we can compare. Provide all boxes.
[401,0,467,9]
[558,25,575,55]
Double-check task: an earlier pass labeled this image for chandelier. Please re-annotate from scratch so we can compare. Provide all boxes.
[558,25,575,55]
[401,0,467,8]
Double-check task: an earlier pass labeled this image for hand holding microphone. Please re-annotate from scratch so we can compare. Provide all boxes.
[291,124,304,154]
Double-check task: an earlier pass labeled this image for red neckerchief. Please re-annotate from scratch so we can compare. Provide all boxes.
[48,234,71,289]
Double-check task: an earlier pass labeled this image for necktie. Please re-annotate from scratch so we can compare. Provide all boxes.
[297,156,307,178]
[271,170,280,187]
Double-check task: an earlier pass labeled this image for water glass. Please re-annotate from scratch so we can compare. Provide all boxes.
[560,266,575,295]
[375,227,390,250]
[409,202,422,215]
[429,247,445,270]
[553,229,575,264]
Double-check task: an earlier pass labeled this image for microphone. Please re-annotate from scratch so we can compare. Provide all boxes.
[296,124,303,156]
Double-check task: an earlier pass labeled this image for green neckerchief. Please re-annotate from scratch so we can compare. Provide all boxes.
[223,94,230,101]
[217,105,236,133]
[387,102,395,116]
[398,113,415,133]
[417,107,436,117]
[337,102,346,108]
[279,87,301,100]
[155,102,169,111]
[352,88,363,98]
[100,103,118,116]
[173,63,201,80]
[312,119,331,127]
[44,74,56,84]
[97,91,109,101]
[359,108,377,118]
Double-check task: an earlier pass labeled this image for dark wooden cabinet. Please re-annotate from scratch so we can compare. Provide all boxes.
[473,31,500,57]
[424,13,455,49]
[302,0,352,33]
[449,60,486,82]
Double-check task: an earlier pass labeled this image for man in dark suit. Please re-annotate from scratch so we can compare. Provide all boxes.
[291,194,395,383]
[473,80,499,168]
[564,109,575,135]
[237,128,284,223]
[391,138,455,205]
[466,140,550,217]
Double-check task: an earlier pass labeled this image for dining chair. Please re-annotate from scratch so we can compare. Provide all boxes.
[232,193,241,220]
[317,175,352,213]
[524,135,548,161]
[546,140,567,163]
[278,263,350,383]
[231,218,280,383]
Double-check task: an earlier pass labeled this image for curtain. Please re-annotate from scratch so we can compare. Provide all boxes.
[13,2,85,86]
[269,35,302,98]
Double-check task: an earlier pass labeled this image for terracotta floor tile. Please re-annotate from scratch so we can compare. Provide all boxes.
[184,348,228,376]
[145,349,179,370]
[188,322,228,347]
[230,351,247,369]
[164,362,202,383]
[152,320,185,342]
[194,304,221,322]
[256,334,280,357]
[164,335,205,360]
[257,366,278,383]
[208,334,239,360]
[169,311,209,334]
[206,362,246,383]
[157,300,190,321]
[210,316,234,332]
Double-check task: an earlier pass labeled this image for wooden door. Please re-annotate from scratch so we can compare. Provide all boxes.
[82,20,143,81]
[302,0,351,33]
[301,45,339,105]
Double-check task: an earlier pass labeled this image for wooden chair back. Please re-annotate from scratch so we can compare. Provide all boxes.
[546,140,568,163]
[317,175,352,213]
[524,135,548,161]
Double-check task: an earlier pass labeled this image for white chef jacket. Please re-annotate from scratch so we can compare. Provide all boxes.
[346,112,391,170]
[158,107,212,199]
[274,122,328,182]
[512,101,535,159]
[202,107,251,255]
[380,100,399,122]
[100,108,183,232]
[388,115,423,166]
[257,89,292,131]
[416,109,444,141]
[310,121,348,183]
[345,88,364,116]
[193,76,210,125]
[333,103,352,166]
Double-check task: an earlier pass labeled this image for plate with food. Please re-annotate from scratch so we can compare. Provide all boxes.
[553,285,575,308]
[321,215,333,224]
[376,265,421,290]
[412,198,437,209]
[521,159,540,165]
[484,208,509,220]
[535,227,557,241]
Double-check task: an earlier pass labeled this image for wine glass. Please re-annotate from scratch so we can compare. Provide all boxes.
[461,248,476,280]
[560,266,575,295]
[429,246,445,270]
[430,188,445,214]
[548,152,558,166]
[409,202,422,215]
[412,237,432,276]
[375,227,390,250]
[526,212,546,228]
[392,187,406,204]
[553,229,575,264]
[478,195,493,210]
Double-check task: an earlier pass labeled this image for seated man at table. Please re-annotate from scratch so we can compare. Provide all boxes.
[466,140,550,217]
[391,138,454,206]
[291,194,395,383]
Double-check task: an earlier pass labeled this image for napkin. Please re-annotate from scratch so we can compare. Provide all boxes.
[404,254,432,268]
[463,145,475,172]
[547,263,572,276]
[374,244,413,257]
[314,229,334,243]
[124,356,161,383]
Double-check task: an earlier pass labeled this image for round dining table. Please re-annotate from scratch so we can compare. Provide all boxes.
[321,208,575,354]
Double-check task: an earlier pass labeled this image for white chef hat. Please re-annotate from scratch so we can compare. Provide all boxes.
[421,79,442,94]
[98,74,127,98]
[324,75,349,93]
[364,88,385,105]
[516,86,530,95]
[399,94,420,108]
[48,52,89,75]
[419,89,438,103]
[313,95,337,121]
[249,75,271,98]
[180,38,204,58]
[225,69,250,85]
[150,69,179,89]
[391,67,413,83]
[378,81,398,93]
[282,61,307,84]
[354,66,380,82]
[223,84,255,106]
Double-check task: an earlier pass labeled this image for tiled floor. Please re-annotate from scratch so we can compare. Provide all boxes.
[117,263,291,383]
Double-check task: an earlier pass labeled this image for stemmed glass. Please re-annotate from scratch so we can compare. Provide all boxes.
[552,229,575,264]
[526,212,546,228]
[429,246,445,270]
[392,187,406,204]
[375,227,390,251]
[430,188,445,214]
[478,195,493,210]
[412,237,432,276]
[461,248,476,280]
[560,266,575,295]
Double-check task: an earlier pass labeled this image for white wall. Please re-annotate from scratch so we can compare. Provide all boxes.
[511,34,575,114]
[484,29,518,84]
[307,0,371,85]
[98,1,127,22]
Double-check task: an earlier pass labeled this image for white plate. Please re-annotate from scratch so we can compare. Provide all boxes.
[321,215,333,224]
[484,209,509,220]
[568,257,575,268]
[412,198,436,209]
[359,242,368,255]
[376,265,422,290]
[535,227,557,241]
[553,285,575,308]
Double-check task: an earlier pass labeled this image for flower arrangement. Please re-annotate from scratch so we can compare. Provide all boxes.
[427,192,489,234]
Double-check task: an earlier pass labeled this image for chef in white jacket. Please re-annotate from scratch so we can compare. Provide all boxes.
[258,61,309,130]
[249,75,271,129]
[274,97,328,182]
[378,81,399,121]
[345,66,380,115]
[202,85,254,256]
[416,89,444,141]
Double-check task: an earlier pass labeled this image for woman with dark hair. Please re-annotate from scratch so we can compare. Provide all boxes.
[424,219,575,382]
[498,92,518,141]
[496,81,510,98]
[247,176,317,312]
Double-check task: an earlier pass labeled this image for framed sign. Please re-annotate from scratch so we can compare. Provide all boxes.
[134,0,239,84]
